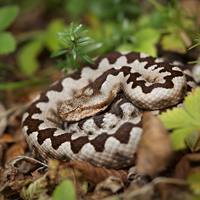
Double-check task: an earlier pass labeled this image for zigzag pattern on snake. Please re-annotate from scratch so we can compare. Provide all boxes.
[22,51,197,169]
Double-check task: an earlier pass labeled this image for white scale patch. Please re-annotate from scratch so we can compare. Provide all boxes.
[129,60,148,73]
[102,113,119,130]
[155,57,165,63]
[111,56,129,70]
[140,52,149,58]
[120,51,131,55]
[120,103,143,123]
[22,112,29,122]
[84,88,93,95]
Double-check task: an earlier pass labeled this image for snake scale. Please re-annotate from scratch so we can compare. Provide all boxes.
[22,51,197,169]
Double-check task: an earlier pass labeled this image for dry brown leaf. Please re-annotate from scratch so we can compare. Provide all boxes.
[136,112,173,178]
[128,166,150,188]
[122,177,190,200]
[89,176,124,199]
[96,175,124,193]
[5,141,27,162]
[6,116,25,143]
[60,161,128,186]
[0,167,25,199]
[0,179,24,197]
[156,180,192,200]
[174,153,200,180]
[31,169,45,182]
[0,133,14,143]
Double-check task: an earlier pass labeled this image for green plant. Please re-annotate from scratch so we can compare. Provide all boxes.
[16,18,67,77]
[65,0,140,21]
[0,19,68,93]
[51,22,102,74]
[52,180,76,200]
[21,177,76,200]
[158,87,200,152]
[0,5,19,54]
[188,33,200,64]
[188,172,200,200]
[142,0,199,54]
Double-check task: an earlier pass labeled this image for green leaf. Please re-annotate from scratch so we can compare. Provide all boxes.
[0,32,16,54]
[158,87,200,151]
[73,24,82,34]
[133,28,160,56]
[77,39,95,46]
[77,29,89,37]
[185,130,200,151]
[21,176,47,200]
[57,31,65,38]
[82,43,102,53]
[188,172,200,195]
[51,49,70,58]
[134,28,160,45]
[77,37,91,43]
[170,126,197,150]
[69,22,74,34]
[45,19,66,52]
[117,28,160,57]
[53,180,76,200]
[61,37,71,45]
[188,34,200,50]
[161,34,186,54]
[72,48,77,60]
[77,50,94,64]
[0,79,46,91]
[117,43,135,52]
[0,5,19,31]
[17,40,43,76]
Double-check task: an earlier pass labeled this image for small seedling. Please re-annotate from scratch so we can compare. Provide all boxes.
[51,22,102,74]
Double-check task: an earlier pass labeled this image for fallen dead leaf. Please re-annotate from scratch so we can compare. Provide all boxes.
[0,166,25,199]
[156,180,192,200]
[136,112,173,178]
[174,153,200,180]
[0,134,12,166]
[122,177,190,200]
[5,141,27,163]
[89,176,124,199]
[128,166,150,187]
[60,161,128,186]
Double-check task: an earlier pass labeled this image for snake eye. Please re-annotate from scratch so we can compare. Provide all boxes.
[75,107,81,112]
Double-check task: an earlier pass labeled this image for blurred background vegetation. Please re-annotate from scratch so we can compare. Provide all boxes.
[0,0,199,105]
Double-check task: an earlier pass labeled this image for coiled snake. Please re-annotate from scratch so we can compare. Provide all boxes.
[22,51,196,169]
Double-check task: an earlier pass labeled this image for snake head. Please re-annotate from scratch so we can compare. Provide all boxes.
[58,94,108,122]
[58,96,84,122]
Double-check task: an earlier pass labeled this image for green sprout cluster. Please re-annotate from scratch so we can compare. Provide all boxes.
[51,22,102,74]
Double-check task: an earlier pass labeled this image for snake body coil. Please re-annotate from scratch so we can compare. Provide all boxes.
[22,52,196,169]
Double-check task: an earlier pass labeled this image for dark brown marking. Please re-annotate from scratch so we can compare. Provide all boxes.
[125,52,155,66]
[23,79,64,136]
[185,74,196,83]
[114,123,133,143]
[38,128,72,150]
[90,133,109,152]
[70,136,89,153]
[77,118,89,130]
[94,52,123,65]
